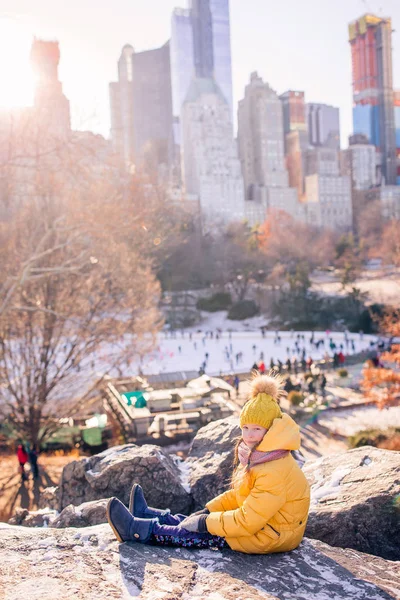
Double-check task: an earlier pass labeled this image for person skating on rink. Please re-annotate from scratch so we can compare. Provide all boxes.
[234,375,240,395]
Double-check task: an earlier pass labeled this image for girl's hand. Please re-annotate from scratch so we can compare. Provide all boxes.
[179,514,208,533]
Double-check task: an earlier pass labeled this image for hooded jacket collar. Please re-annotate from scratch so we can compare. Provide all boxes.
[256,413,300,452]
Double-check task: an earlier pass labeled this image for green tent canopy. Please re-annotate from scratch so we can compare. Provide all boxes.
[121,391,147,408]
[82,427,103,447]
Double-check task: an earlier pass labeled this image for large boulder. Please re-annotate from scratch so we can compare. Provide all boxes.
[0,523,398,599]
[304,446,400,560]
[59,444,192,514]
[186,417,239,508]
[51,499,109,529]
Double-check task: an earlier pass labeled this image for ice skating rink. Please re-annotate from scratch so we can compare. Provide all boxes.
[138,326,378,376]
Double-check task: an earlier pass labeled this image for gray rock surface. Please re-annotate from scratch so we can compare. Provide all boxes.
[186,416,239,508]
[7,507,57,528]
[0,523,398,600]
[59,443,192,514]
[304,446,400,560]
[51,499,109,528]
[38,486,60,510]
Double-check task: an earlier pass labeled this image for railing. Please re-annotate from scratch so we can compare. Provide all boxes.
[211,349,375,381]
[103,384,133,440]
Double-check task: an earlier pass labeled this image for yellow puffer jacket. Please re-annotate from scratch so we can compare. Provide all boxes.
[205,414,310,554]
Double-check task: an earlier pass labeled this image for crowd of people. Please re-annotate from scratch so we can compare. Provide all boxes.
[143,322,391,378]
[197,328,372,376]
[283,372,328,398]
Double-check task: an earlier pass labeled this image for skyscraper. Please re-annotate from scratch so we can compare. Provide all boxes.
[170,8,195,144]
[238,73,289,192]
[307,103,340,149]
[181,77,244,229]
[237,73,299,225]
[171,0,233,125]
[280,91,307,137]
[190,0,214,78]
[109,42,173,169]
[394,90,400,183]
[30,39,71,139]
[280,90,308,197]
[346,135,377,191]
[349,14,397,184]
[285,131,305,200]
[110,45,135,165]
[298,108,352,232]
[209,0,233,121]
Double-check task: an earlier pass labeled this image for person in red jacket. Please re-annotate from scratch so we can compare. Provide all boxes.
[17,444,28,481]
[258,361,266,374]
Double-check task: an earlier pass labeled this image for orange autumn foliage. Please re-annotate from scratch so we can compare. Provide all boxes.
[361,313,400,409]
[257,209,335,269]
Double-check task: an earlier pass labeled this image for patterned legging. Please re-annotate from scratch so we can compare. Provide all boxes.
[151,531,228,549]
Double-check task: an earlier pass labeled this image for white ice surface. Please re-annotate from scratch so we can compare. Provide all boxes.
[317,405,400,436]
[137,324,378,376]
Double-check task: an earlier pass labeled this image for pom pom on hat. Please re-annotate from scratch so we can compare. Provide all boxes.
[249,374,281,400]
[240,373,283,430]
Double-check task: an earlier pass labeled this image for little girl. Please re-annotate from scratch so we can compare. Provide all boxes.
[107,374,310,554]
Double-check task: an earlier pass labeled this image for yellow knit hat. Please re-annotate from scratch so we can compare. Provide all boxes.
[240,374,283,430]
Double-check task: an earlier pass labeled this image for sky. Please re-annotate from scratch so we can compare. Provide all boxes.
[0,0,400,146]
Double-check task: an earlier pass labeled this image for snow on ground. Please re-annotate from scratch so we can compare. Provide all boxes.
[312,269,400,306]
[317,405,400,436]
[310,466,352,506]
[39,309,380,407]
[184,311,270,333]
[135,314,378,376]
[170,455,191,493]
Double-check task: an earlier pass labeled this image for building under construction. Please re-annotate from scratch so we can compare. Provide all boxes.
[349,14,398,185]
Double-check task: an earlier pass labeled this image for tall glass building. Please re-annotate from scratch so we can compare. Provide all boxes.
[307,103,341,149]
[171,9,195,121]
[171,0,233,126]
[353,104,381,148]
[209,0,233,121]
[191,0,214,78]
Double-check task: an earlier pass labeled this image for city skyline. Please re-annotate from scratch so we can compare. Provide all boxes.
[1,0,400,146]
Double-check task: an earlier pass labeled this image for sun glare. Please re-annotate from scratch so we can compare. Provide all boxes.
[0,18,35,108]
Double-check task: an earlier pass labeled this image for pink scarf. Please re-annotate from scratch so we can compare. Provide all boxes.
[238,441,289,468]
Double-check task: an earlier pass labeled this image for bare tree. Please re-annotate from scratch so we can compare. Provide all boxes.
[334,233,363,290]
[213,222,266,302]
[0,123,166,446]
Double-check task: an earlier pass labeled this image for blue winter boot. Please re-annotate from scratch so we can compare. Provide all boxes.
[128,484,187,526]
[129,483,170,518]
[106,497,158,543]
